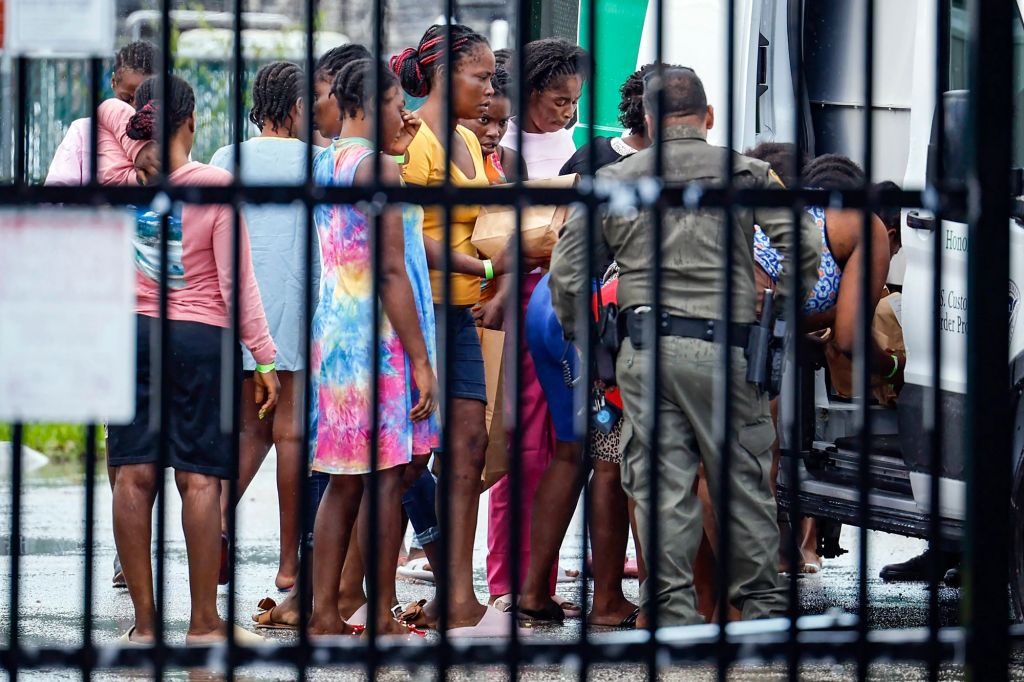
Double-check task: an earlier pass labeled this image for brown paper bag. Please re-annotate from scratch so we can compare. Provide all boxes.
[478,327,508,490]
[825,291,904,407]
[471,174,579,259]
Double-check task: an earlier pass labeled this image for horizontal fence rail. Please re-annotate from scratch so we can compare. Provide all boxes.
[0,0,1019,679]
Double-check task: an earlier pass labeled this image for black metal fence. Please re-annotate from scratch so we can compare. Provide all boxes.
[0,0,1020,679]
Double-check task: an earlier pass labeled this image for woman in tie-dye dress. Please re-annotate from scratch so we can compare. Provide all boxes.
[307,59,438,637]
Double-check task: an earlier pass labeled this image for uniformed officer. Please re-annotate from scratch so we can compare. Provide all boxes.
[548,66,821,625]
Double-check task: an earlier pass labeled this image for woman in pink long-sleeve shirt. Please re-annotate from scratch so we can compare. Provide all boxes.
[102,74,278,647]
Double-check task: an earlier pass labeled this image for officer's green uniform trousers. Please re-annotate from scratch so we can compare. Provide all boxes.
[617,337,788,625]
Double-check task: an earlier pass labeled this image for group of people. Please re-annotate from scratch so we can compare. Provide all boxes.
[44,25,911,644]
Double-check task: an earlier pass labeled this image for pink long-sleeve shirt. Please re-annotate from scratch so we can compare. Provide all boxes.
[136,162,277,365]
[95,100,276,364]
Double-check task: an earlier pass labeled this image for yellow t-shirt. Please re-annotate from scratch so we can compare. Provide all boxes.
[401,122,489,306]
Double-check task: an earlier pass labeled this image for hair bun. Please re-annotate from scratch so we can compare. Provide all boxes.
[391,46,429,98]
[126,102,159,141]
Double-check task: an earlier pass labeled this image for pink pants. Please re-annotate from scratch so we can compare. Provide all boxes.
[486,273,559,596]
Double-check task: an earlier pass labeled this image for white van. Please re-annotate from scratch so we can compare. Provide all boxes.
[578,0,1024,610]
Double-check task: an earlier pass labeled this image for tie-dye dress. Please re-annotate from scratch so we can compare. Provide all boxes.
[310,139,440,475]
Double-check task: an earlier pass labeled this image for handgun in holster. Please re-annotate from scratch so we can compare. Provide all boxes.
[745,289,787,397]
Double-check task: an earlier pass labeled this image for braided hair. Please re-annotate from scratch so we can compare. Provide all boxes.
[114,41,158,76]
[316,43,372,83]
[332,59,399,120]
[803,153,865,189]
[126,75,196,140]
[618,64,653,135]
[249,61,303,132]
[492,66,511,100]
[522,38,588,97]
[389,24,489,98]
[745,142,810,189]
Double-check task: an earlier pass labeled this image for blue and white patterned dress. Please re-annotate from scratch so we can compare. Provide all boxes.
[753,205,841,314]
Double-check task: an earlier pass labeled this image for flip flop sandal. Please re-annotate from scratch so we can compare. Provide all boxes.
[396,557,434,583]
[551,594,582,619]
[252,598,297,631]
[397,599,437,630]
[492,594,514,613]
[117,626,148,648]
[800,562,822,575]
[449,605,528,638]
[344,603,368,628]
[619,607,640,628]
[517,599,565,625]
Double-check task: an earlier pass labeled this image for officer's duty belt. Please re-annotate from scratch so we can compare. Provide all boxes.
[624,309,750,350]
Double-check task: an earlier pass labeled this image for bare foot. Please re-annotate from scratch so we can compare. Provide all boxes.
[446,600,488,630]
[308,615,359,636]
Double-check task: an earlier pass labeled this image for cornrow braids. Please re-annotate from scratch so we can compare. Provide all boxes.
[803,153,865,189]
[389,24,489,98]
[491,66,511,99]
[332,58,399,120]
[250,61,303,132]
[522,38,588,97]
[114,40,158,76]
[316,43,372,83]
[126,75,195,140]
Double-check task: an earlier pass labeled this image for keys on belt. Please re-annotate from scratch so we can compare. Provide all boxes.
[624,308,751,350]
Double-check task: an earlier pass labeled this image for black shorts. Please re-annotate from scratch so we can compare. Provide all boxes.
[107,315,239,479]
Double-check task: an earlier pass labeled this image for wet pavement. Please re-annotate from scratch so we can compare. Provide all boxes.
[0,449,1009,680]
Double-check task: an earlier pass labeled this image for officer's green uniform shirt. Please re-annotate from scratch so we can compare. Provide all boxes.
[549,124,822,334]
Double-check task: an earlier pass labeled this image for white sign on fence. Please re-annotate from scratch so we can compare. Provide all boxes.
[0,208,136,422]
[4,0,115,57]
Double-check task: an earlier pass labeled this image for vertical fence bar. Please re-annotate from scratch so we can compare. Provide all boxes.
[578,0,599,678]
[225,0,246,675]
[154,0,174,674]
[927,1,950,679]
[366,0,385,670]
[82,422,98,679]
[14,57,27,188]
[646,0,666,677]
[298,0,317,678]
[8,422,23,682]
[716,0,738,677]
[435,0,457,674]
[82,54,102,681]
[855,1,876,679]
[964,0,1013,677]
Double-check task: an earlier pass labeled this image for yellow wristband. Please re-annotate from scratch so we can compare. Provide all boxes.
[483,259,495,281]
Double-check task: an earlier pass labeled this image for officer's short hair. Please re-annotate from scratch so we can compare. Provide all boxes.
[643,66,707,119]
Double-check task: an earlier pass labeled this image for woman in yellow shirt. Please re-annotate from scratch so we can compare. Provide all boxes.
[392,23,512,637]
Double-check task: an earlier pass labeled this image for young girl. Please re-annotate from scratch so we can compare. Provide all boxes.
[307,58,439,637]
[392,23,516,637]
[209,61,320,592]
[460,66,523,183]
[104,75,278,645]
[313,44,372,143]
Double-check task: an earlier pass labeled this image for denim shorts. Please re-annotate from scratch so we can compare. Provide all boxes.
[433,304,487,404]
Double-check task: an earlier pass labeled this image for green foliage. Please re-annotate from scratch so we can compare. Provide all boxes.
[0,423,106,462]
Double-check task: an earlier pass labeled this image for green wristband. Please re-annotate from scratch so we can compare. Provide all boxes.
[255,362,276,374]
[483,259,495,281]
[885,354,899,380]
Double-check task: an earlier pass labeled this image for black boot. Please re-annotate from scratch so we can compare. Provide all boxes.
[879,548,959,582]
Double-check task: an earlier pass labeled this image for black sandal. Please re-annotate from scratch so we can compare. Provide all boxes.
[517,599,565,625]
[618,607,640,628]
